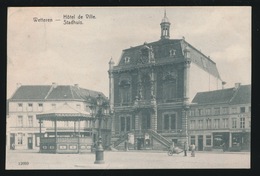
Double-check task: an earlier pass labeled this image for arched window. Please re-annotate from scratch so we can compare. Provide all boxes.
[162,71,177,101]
[142,74,151,101]
[119,80,131,104]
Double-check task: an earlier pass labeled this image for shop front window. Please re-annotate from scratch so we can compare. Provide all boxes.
[206,135,211,145]
[190,136,195,145]
[232,133,241,147]
[17,133,23,145]
[213,134,223,147]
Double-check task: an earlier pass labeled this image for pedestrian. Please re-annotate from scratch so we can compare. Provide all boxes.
[11,143,15,150]
[183,141,188,156]
[191,144,195,157]
[221,142,226,152]
[170,142,175,153]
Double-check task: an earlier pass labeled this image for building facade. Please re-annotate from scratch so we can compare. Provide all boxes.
[108,13,224,150]
[7,83,111,150]
[188,83,251,151]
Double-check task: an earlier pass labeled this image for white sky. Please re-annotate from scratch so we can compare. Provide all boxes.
[7,7,251,98]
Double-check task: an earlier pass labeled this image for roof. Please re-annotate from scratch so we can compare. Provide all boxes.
[114,39,220,78]
[192,84,251,105]
[230,85,251,105]
[10,85,52,100]
[9,84,106,102]
[36,102,92,121]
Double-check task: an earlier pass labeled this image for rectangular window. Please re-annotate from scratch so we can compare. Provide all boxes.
[28,116,33,127]
[214,108,220,115]
[35,135,40,147]
[240,118,245,128]
[28,103,33,111]
[206,119,212,129]
[190,136,195,145]
[17,133,23,145]
[126,117,130,131]
[76,104,81,110]
[195,109,199,116]
[17,103,23,111]
[223,118,229,128]
[205,108,211,115]
[52,104,56,109]
[206,135,211,145]
[198,109,204,116]
[131,116,135,130]
[190,109,195,116]
[222,107,229,114]
[198,120,203,129]
[18,116,23,127]
[213,119,220,129]
[170,114,176,130]
[38,103,43,111]
[232,107,237,114]
[190,120,196,129]
[240,107,246,113]
[164,114,169,130]
[120,117,125,132]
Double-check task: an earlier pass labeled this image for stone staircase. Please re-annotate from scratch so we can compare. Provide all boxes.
[111,130,172,150]
[147,129,172,148]
[112,132,130,149]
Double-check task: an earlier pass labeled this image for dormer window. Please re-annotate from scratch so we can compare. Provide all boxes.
[124,57,130,63]
[202,58,207,68]
[169,49,176,57]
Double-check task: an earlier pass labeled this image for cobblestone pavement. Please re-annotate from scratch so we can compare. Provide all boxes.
[5,150,250,169]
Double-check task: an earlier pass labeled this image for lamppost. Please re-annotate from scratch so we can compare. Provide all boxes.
[90,94,109,164]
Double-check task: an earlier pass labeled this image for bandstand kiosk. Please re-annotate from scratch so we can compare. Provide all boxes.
[36,103,94,154]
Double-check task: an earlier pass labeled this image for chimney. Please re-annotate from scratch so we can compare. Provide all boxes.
[16,83,22,88]
[74,84,79,88]
[52,82,57,88]
[234,83,241,90]
[222,81,226,89]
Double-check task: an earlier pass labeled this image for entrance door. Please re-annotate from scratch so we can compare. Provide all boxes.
[141,112,151,130]
[10,134,15,150]
[137,138,144,150]
[198,135,203,151]
[28,137,33,149]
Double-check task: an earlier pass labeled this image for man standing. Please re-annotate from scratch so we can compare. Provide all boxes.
[183,141,188,156]
[191,144,196,157]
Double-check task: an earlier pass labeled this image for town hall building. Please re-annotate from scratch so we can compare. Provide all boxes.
[108,12,224,150]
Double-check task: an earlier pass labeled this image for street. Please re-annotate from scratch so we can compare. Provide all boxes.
[5,150,250,169]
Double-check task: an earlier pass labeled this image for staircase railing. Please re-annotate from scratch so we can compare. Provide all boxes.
[147,129,172,148]
[113,132,130,148]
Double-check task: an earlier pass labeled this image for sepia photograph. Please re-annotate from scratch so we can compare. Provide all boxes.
[6,6,251,169]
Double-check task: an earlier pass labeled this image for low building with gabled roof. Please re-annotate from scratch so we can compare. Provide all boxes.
[188,83,251,151]
[7,83,110,151]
